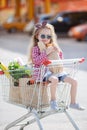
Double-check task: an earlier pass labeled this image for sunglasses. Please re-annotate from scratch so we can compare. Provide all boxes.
[40,34,52,39]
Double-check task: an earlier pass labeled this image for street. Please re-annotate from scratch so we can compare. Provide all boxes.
[0,31,87,130]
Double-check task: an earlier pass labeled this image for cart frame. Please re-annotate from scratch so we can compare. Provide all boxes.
[0,58,85,130]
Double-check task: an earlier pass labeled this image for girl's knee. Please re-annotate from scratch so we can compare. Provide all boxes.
[49,76,58,84]
[64,77,77,87]
[70,79,77,87]
[73,79,77,86]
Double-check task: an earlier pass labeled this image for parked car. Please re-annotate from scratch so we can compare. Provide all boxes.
[2,16,30,33]
[49,11,87,34]
[38,13,55,23]
[68,23,87,41]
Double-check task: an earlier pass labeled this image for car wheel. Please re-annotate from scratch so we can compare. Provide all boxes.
[76,39,82,42]
[84,34,87,41]
[8,28,17,33]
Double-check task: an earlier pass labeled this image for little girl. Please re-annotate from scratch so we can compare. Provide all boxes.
[28,21,84,111]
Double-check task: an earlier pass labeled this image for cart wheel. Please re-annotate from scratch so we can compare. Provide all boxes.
[8,28,17,33]
[19,127,24,130]
[19,122,29,130]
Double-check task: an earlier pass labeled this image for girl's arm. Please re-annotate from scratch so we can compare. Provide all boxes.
[32,46,48,65]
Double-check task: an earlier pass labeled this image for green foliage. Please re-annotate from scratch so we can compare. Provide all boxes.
[8,61,32,80]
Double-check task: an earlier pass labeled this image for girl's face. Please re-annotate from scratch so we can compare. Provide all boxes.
[38,28,52,45]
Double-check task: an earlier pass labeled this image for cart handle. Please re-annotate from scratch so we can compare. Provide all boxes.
[79,57,85,63]
[44,57,85,66]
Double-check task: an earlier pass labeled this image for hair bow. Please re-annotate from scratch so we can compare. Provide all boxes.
[35,21,47,29]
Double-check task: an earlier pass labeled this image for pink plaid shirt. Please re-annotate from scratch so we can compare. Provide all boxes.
[32,46,48,80]
[31,46,63,80]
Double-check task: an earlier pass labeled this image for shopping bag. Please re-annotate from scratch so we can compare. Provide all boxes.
[48,51,63,73]
[9,77,22,104]
[20,78,50,108]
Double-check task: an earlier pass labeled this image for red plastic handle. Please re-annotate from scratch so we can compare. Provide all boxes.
[79,57,85,63]
[0,70,4,75]
[43,60,52,66]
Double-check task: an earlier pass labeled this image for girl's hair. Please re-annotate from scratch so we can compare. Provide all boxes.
[28,22,61,63]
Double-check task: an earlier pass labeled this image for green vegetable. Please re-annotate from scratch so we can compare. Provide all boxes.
[8,61,32,80]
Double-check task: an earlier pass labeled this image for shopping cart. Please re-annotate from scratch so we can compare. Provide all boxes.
[0,58,85,130]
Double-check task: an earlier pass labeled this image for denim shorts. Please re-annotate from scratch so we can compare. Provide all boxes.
[58,74,67,82]
[43,71,67,82]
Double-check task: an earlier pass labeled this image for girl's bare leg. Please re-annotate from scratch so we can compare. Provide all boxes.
[48,76,59,101]
[64,76,77,104]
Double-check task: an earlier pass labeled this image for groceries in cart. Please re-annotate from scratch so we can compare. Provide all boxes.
[0,57,33,86]
[0,62,10,78]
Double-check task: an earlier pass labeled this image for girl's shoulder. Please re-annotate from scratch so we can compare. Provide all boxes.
[33,45,39,49]
[32,46,40,52]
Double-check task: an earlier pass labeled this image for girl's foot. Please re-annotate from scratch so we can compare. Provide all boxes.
[50,100,59,111]
[70,103,85,110]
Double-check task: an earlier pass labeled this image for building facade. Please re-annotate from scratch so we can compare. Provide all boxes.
[0,0,87,24]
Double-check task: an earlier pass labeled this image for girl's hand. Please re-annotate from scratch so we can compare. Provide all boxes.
[59,51,63,59]
[38,41,46,52]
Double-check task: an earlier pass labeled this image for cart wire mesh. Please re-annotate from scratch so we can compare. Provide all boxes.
[0,58,85,130]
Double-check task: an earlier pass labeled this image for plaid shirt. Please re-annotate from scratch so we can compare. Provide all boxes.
[32,46,63,80]
[32,46,48,80]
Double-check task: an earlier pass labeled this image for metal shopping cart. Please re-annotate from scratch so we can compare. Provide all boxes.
[0,58,85,130]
